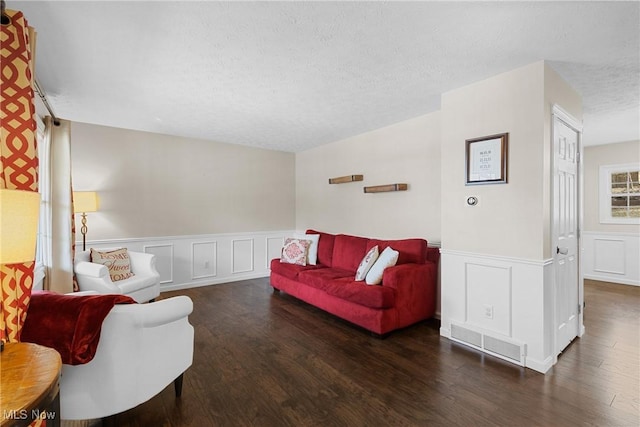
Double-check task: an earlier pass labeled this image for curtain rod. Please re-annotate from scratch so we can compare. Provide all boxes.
[0,1,8,25]
[34,79,60,126]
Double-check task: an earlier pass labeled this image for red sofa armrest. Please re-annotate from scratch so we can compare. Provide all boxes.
[381,263,432,289]
[426,246,440,264]
[381,263,437,320]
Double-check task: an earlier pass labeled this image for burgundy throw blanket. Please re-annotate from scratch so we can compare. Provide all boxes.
[21,291,135,365]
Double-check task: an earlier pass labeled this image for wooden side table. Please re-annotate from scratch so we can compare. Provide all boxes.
[1,342,62,427]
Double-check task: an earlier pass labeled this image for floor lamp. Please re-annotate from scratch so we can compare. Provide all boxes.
[73,191,99,251]
[0,189,41,351]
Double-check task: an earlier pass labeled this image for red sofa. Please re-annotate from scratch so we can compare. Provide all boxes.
[270,230,439,335]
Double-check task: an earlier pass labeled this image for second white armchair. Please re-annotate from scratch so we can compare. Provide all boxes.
[74,248,161,303]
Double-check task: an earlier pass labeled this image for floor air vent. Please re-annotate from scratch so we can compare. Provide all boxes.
[450,322,525,365]
[451,323,482,347]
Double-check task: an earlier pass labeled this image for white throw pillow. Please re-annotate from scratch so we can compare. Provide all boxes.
[294,233,320,265]
[365,246,399,285]
[355,246,379,281]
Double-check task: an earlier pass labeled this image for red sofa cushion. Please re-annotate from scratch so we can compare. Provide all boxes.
[332,234,369,272]
[306,229,335,267]
[298,268,353,291]
[324,278,395,309]
[270,258,323,281]
[366,238,427,265]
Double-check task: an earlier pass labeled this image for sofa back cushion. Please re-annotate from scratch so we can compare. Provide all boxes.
[306,229,335,267]
[366,238,427,265]
[332,234,369,272]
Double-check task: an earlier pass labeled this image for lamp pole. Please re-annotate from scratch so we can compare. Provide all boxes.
[80,212,88,251]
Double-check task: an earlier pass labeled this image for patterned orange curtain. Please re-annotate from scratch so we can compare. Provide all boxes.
[0,9,38,343]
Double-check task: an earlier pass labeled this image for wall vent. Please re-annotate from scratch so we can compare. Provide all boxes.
[449,322,526,366]
[451,323,482,347]
[484,335,522,362]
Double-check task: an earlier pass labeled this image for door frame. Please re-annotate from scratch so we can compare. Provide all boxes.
[551,104,585,364]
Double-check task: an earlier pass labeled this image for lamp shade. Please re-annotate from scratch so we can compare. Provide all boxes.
[0,189,40,264]
[73,191,99,213]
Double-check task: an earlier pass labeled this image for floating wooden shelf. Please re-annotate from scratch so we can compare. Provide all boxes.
[364,183,408,193]
[328,175,364,184]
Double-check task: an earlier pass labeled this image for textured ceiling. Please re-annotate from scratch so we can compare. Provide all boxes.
[12,1,640,152]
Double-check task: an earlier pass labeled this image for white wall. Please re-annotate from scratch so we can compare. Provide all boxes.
[582,140,640,285]
[71,122,296,239]
[439,61,583,373]
[583,140,640,233]
[582,232,639,286]
[295,112,441,243]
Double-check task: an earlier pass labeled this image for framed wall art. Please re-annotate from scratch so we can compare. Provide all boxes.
[465,132,508,185]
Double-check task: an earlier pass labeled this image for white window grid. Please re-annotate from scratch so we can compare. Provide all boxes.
[599,163,640,224]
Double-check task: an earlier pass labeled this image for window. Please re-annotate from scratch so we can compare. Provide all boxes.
[35,119,45,265]
[34,115,47,289]
[599,163,640,224]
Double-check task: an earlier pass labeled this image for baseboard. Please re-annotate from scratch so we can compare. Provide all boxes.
[161,271,270,292]
[525,355,554,374]
[584,274,639,287]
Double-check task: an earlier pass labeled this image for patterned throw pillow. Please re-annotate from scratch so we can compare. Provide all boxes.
[280,238,312,266]
[355,245,379,281]
[90,248,135,282]
[294,233,320,265]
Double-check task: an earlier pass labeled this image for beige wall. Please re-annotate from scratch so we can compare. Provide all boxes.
[71,61,585,254]
[584,140,640,233]
[71,122,295,239]
[295,112,441,242]
[440,61,581,260]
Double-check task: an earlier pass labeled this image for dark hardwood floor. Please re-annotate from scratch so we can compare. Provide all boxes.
[102,279,639,426]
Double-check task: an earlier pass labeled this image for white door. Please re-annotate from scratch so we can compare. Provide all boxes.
[553,113,581,354]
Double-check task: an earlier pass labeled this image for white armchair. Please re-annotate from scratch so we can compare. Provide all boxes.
[60,295,195,420]
[74,248,161,303]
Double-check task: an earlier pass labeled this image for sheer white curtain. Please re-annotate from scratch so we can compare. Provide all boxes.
[40,116,74,294]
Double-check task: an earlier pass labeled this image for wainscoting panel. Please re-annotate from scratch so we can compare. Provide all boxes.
[192,241,217,280]
[143,244,174,284]
[266,236,285,270]
[583,232,639,286]
[465,263,512,337]
[440,249,556,373]
[232,238,254,274]
[594,239,625,275]
[75,230,294,292]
